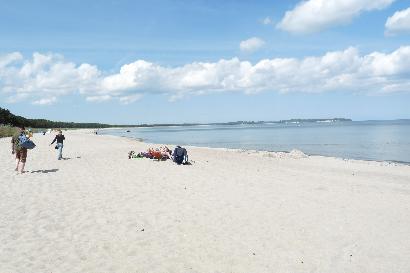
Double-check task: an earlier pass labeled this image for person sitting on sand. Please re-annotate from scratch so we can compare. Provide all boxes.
[11,126,28,174]
[50,130,65,160]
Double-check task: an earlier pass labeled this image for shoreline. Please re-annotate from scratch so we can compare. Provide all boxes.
[8,128,407,167]
[97,129,410,166]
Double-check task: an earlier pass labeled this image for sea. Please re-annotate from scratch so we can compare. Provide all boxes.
[100,120,410,164]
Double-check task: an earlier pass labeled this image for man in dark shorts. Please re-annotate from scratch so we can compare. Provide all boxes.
[11,126,28,174]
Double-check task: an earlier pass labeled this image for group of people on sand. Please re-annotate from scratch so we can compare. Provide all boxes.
[131,146,172,160]
[129,145,189,165]
[11,126,189,174]
[11,126,66,174]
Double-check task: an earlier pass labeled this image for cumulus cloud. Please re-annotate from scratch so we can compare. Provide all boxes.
[98,46,410,96]
[1,47,410,105]
[385,7,410,35]
[277,0,395,34]
[0,52,100,105]
[240,37,266,52]
[0,52,23,68]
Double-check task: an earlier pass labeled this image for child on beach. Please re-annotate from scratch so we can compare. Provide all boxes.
[50,130,65,160]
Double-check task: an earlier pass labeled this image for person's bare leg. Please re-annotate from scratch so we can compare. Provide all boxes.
[15,158,20,171]
[19,162,25,174]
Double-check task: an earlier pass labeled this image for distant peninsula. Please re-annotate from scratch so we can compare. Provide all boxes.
[131,118,352,127]
[1,107,351,129]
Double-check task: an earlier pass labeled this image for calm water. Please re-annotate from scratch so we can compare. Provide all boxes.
[100,120,410,163]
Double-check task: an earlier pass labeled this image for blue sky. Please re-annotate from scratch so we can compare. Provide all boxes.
[1,0,410,124]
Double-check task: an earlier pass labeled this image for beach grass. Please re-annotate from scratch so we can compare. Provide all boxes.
[0,125,17,138]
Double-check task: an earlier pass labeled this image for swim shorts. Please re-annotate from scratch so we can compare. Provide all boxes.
[15,148,27,163]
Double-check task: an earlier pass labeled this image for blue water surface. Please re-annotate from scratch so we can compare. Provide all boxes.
[100,120,410,163]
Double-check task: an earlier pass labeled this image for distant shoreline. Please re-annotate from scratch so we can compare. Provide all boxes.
[98,118,410,129]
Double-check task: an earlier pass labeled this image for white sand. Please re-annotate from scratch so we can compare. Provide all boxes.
[1,130,410,273]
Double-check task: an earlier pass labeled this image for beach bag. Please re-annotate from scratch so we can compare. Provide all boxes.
[21,140,35,149]
[173,146,187,164]
[17,133,28,147]
[16,133,35,149]
[18,133,36,149]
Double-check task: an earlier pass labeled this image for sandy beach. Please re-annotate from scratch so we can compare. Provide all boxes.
[1,129,410,273]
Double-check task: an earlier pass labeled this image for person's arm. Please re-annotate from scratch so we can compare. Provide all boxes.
[50,136,57,145]
[62,135,65,140]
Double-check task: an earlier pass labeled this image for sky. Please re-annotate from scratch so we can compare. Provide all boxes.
[1,0,410,124]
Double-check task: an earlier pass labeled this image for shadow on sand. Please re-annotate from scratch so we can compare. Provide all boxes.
[30,169,59,174]
[61,156,81,161]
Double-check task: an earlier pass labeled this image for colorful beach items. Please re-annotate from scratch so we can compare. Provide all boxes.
[128,146,189,164]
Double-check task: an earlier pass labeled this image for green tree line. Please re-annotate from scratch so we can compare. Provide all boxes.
[0,107,112,128]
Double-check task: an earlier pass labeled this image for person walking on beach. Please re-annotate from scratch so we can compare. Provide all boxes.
[50,130,65,160]
[11,126,28,174]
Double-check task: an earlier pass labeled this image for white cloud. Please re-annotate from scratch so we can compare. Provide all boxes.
[2,47,410,105]
[240,37,266,52]
[32,97,57,105]
[277,0,395,34]
[261,17,273,25]
[0,52,23,68]
[0,52,100,103]
[86,95,112,102]
[385,7,410,35]
[119,94,143,105]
